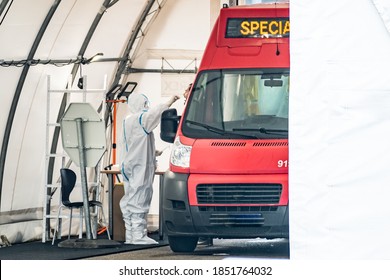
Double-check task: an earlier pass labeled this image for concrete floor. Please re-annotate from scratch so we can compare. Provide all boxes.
[83,238,290,260]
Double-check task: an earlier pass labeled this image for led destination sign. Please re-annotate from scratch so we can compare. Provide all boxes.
[226,18,290,38]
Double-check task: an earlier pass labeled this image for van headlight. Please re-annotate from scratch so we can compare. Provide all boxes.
[170,136,192,168]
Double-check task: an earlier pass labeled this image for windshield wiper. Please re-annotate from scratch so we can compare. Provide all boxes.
[233,127,288,135]
[186,120,258,139]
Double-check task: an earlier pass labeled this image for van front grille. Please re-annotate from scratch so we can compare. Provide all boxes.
[196,183,282,204]
[209,213,264,226]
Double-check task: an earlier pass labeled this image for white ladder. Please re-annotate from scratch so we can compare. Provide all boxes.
[42,75,107,243]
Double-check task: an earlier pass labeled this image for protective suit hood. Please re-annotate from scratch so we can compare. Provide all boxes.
[127,93,149,114]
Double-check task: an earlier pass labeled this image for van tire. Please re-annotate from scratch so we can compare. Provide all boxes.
[168,236,198,252]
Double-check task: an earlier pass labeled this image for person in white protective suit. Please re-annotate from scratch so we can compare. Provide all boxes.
[120,92,179,244]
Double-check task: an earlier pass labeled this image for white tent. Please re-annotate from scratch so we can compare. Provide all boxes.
[290,0,390,259]
[2,0,390,261]
[0,0,214,244]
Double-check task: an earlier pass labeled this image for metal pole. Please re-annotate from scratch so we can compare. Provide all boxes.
[75,118,92,239]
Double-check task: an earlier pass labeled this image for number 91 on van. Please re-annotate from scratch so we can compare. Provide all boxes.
[278,160,288,168]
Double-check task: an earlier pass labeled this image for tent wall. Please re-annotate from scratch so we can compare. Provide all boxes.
[290,0,390,259]
[0,0,217,244]
[7,0,390,259]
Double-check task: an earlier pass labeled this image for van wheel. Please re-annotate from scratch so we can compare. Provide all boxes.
[168,236,198,252]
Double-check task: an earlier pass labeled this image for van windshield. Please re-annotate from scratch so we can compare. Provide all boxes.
[182,69,289,139]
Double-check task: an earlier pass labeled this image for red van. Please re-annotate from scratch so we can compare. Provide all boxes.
[160,2,289,252]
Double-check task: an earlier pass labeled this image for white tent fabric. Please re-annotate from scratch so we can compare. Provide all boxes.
[4,0,390,261]
[290,0,390,259]
[373,0,390,34]
[0,0,213,244]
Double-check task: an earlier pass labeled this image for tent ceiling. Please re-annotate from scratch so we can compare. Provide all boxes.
[0,0,167,204]
[0,0,212,243]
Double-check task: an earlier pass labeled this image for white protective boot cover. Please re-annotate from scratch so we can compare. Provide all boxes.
[131,213,158,245]
[123,217,133,244]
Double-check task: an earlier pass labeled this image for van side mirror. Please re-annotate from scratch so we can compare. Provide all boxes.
[160,108,180,143]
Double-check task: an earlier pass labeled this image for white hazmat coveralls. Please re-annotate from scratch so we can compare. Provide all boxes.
[120,93,178,244]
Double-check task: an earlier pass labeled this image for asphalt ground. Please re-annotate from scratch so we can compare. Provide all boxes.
[83,238,290,260]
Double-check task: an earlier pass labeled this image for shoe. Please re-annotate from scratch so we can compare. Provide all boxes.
[131,234,158,245]
[130,213,158,245]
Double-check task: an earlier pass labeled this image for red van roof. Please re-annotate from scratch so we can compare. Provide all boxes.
[217,3,289,48]
[199,2,290,70]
